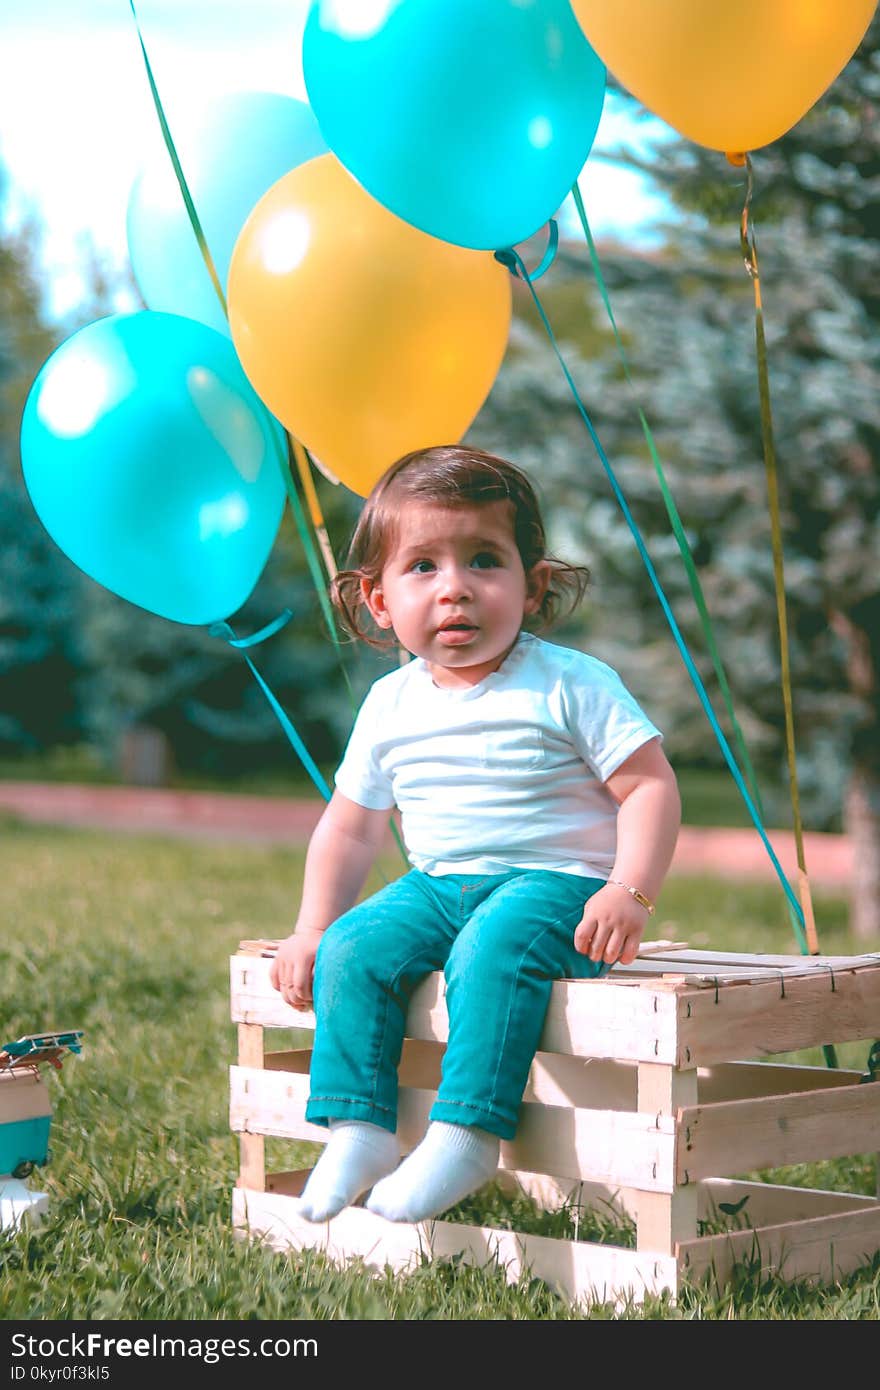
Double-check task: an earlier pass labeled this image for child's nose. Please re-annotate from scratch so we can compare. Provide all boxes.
[438,565,473,601]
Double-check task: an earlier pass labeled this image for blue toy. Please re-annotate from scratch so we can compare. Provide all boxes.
[0,1030,84,1229]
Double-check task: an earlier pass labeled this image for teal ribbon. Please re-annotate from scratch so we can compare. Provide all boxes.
[127,5,362,814]
[210,612,332,801]
[494,244,807,944]
[497,219,559,283]
[570,185,767,824]
[128,0,227,316]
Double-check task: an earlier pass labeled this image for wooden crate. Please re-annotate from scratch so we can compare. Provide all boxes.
[229,940,880,1306]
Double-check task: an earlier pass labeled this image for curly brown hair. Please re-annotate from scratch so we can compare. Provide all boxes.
[331,445,590,649]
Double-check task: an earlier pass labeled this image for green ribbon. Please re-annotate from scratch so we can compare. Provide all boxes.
[571,184,766,823]
[128,1,346,663]
[210,612,331,800]
[736,158,836,1065]
[495,240,808,948]
[737,159,817,945]
[129,6,405,867]
[127,0,227,317]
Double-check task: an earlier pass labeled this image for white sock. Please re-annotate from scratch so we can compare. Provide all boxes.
[295,1120,400,1223]
[365,1121,500,1222]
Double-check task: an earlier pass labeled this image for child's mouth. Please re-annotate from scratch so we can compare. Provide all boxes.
[437,622,477,643]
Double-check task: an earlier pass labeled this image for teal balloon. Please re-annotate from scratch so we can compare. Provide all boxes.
[20,312,286,625]
[127,91,327,334]
[303,0,605,251]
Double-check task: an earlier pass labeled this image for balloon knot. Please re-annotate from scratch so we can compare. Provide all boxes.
[726,151,748,168]
[493,248,520,275]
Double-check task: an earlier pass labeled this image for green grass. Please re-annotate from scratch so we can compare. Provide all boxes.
[0,824,877,1321]
[0,749,801,826]
[0,745,326,799]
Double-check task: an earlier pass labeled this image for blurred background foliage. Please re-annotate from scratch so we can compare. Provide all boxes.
[0,21,877,870]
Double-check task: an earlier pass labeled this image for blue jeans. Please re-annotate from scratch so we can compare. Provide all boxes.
[306,868,608,1141]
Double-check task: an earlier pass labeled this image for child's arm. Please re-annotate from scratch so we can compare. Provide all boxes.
[574,737,681,967]
[270,789,393,1010]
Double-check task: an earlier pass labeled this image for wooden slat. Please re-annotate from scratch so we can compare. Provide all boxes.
[230,1063,677,1192]
[640,949,880,971]
[235,1023,266,1192]
[636,1064,699,1255]
[263,1042,640,1111]
[232,1184,679,1306]
[231,957,680,1063]
[621,953,880,992]
[259,1169,879,1229]
[676,961,880,1067]
[695,1061,864,1104]
[237,1022,264,1068]
[500,1170,639,1220]
[679,1203,880,1287]
[259,1047,865,1113]
[233,943,880,983]
[237,1134,265,1193]
[676,1082,880,1182]
[698,1178,879,1226]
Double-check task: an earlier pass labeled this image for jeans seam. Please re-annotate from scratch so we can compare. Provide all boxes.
[484,920,560,1115]
[308,1094,396,1116]
[431,1096,508,1120]
[484,892,602,1115]
[360,870,444,1112]
[369,943,444,1109]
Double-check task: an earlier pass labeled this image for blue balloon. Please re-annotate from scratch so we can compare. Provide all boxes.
[127,91,327,334]
[20,312,286,625]
[303,0,605,251]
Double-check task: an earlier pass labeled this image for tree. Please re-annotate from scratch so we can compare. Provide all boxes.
[616,22,879,940]
[0,181,83,754]
[75,476,381,785]
[0,186,382,784]
[472,26,880,938]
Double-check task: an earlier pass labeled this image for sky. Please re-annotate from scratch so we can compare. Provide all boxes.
[0,0,671,321]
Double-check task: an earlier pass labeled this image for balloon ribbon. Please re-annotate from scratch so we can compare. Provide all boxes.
[210,612,331,800]
[738,154,820,959]
[129,0,345,654]
[129,4,410,869]
[570,189,824,984]
[570,183,837,1065]
[571,184,766,825]
[495,238,808,947]
[127,0,227,316]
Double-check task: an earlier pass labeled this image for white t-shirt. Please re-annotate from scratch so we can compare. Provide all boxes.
[334,631,662,879]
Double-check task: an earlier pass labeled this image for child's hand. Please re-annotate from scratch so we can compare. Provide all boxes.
[574,884,649,967]
[269,928,324,1011]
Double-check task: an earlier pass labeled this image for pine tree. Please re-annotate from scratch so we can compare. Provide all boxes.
[1,177,379,784]
[472,23,880,938]
[606,20,880,939]
[0,183,82,754]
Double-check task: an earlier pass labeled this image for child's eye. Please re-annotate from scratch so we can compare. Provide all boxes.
[410,559,435,574]
[471,552,499,569]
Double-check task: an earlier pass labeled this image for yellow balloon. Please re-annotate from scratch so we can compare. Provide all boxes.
[569,0,877,153]
[227,154,511,497]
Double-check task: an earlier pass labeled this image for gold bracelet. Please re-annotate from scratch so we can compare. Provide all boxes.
[606,877,656,915]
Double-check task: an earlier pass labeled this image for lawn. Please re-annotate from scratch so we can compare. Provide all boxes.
[0,821,877,1320]
[0,748,799,829]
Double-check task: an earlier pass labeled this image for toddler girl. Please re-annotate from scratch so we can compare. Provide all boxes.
[270,445,680,1224]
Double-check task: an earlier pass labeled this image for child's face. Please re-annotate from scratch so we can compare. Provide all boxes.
[361,500,549,687]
